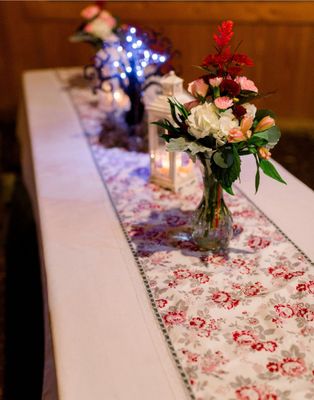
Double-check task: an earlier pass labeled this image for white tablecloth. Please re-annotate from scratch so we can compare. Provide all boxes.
[17,68,314,400]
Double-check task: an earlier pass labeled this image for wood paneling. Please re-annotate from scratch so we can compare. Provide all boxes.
[0,1,313,131]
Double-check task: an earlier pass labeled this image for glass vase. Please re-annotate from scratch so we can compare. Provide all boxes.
[192,158,233,251]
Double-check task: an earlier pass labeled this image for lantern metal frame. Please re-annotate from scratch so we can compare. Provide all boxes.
[146,71,195,192]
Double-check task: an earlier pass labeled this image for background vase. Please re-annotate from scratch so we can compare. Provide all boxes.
[192,157,233,251]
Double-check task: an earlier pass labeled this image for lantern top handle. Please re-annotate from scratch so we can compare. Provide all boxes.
[160,71,184,97]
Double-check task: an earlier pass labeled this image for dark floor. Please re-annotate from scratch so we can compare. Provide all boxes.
[0,122,313,400]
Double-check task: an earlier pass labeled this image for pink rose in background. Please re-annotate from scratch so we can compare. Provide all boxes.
[214,96,233,109]
[235,76,258,92]
[98,10,116,29]
[209,77,223,87]
[188,79,209,98]
[235,385,262,400]
[255,116,275,132]
[81,5,101,20]
[280,358,306,377]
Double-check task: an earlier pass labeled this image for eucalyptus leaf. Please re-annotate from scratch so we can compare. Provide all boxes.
[254,126,281,148]
[167,137,188,152]
[213,151,230,168]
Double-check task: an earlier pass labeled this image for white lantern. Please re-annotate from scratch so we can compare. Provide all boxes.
[146,71,195,192]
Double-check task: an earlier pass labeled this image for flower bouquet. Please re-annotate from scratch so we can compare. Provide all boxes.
[70,4,118,49]
[70,3,178,151]
[154,20,286,251]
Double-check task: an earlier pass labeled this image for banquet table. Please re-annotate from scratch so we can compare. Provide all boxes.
[18,68,314,400]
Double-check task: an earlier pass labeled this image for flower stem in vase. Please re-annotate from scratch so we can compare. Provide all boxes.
[192,157,233,251]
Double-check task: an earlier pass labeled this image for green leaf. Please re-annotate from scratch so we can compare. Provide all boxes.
[259,159,287,184]
[168,99,182,126]
[254,154,260,193]
[254,126,281,147]
[255,109,276,121]
[224,186,234,195]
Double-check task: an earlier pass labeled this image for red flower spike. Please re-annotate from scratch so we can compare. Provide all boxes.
[213,20,234,50]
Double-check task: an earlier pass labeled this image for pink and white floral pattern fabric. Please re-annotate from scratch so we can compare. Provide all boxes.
[62,70,314,400]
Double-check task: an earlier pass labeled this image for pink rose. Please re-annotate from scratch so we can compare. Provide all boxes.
[248,236,270,249]
[233,330,256,345]
[235,76,258,92]
[187,78,209,98]
[156,299,168,308]
[212,291,230,303]
[307,280,314,294]
[98,10,116,29]
[214,96,233,109]
[173,269,192,279]
[80,5,101,20]
[189,317,206,329]
[268,265,288,278]
[280,358,306,376]
[209,77,223,87]
[235,385,262,400]
[163,310,186,325]
[255,116,275,132]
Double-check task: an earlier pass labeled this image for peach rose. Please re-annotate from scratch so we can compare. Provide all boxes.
[235,76,258,93]
[255,116,275,132]
[214,96,233,109]
[80,5,101,20]
[187,79,209,98]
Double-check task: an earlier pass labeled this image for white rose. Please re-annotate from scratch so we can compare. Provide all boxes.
[213,110,239,145]
[243,103,257,119]
[186,102,219,139]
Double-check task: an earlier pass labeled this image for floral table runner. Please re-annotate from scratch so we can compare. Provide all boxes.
[58,70,314,400]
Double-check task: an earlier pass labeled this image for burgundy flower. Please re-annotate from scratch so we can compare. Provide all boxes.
[173,269,191,279]
[274,304,295,318]
[265,394,278,400]
[233,105,247,120]
[193,272,210,284]
[233,330,256,345]
[156,299,168,308]
[212,291,231,303]
[251,342,264,351]
[163,310,186,326]
[189,316,206,329]
[268,265,288,278]
[220,79,241,97]
[267,362,279,373]
[263,341,278,352]
[248,236,270,250]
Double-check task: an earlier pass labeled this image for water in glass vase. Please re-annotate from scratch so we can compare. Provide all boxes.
[192,158,233,251]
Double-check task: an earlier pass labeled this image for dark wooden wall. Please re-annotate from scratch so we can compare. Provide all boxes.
[0,1,313,131]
